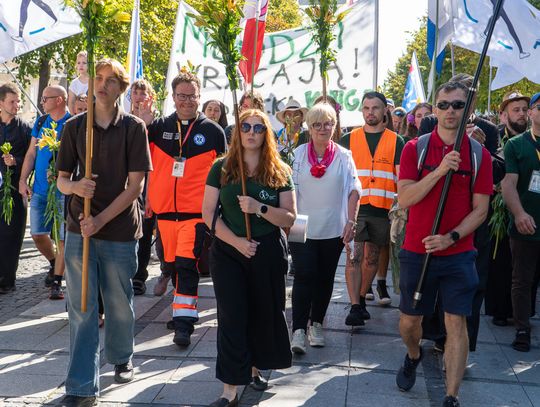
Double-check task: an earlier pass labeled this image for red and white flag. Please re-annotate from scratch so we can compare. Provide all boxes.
[239,0,268,85]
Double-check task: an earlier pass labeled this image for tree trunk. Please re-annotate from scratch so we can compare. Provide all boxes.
[37,57,50,108]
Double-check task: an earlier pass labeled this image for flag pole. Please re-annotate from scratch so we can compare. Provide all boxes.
[430,0,440,105]
[249,0,261,95]
[487,57,493,114]
[412,0,505,309]
[373,0,379,90]
[450,40,456,77]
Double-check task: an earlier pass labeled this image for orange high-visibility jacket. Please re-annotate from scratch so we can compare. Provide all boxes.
[350,127,398,210]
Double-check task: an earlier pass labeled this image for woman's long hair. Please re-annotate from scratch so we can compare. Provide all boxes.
[222,109,290,189]
[202,99,228,129]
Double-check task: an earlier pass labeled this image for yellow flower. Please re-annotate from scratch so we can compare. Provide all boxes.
[82,0,89,8]
[0,142,12,155]
[113,11,131,23]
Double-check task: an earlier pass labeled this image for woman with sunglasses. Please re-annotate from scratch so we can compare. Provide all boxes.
[289,103,361,354]
[202,109,296,407]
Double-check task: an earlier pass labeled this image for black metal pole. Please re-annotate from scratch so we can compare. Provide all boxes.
[412,0,505,309]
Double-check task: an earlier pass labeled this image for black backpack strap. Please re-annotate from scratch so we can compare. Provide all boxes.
[468,137,483,192]
[416,133,432,179]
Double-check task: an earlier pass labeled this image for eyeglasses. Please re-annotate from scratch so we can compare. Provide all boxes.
[393,110,405,117]
[175,93,199,102]
[311,121,335,131]
[240,122,267,134]
[531,104,540,111]
[436,100,466,110]
[41,95,59,103]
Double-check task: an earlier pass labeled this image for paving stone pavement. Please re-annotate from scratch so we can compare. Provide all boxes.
[1,226,539,406]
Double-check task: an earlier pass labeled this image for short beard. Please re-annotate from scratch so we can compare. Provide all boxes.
[508,119,528,135]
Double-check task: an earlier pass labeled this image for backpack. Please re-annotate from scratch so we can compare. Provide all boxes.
[416,133,483,192]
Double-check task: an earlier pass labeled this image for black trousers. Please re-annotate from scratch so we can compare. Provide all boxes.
[510,238,540,330]
[133,215,156,283]
[290,237,344,332]
[210,230,291,385]
[485,235,513,319]
[0,192,26,289]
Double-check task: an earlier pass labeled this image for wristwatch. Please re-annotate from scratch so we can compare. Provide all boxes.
[450,230,460,242]
[256,204,268,218]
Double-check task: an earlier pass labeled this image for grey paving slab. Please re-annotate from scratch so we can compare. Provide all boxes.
[350,333,424,373]
[524,386,540,407]
[258,377,348,407]
[155,380,241,406]
[134,295,163,319]
[0,352,31,371]
[134,324,207,358]
[458,380,533,406]
[348,367,428,398]
[0,372,64,398]
[20,297,67,318]
[170,359,217,382]
[291,332,351,367]
[0,317,67,351]
[101,358,182,382]
[346,393,430,407]
[501,345,540,385]
[187,336,217,359]
[0,353,69,376]
[100,378,166,404]
[463,343,518,382]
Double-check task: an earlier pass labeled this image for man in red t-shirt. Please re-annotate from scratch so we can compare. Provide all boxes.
[395,81,492,407]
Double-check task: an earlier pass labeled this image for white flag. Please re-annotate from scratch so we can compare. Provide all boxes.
[0,0,81,63]
[124,0,144,112]
[450,0,540,89]
[164,0,376,128]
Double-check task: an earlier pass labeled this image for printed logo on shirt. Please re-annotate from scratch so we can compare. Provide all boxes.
[193,133,206,146]
[259,190,276,201]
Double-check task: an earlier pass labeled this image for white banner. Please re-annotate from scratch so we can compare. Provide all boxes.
[449,0,540,89]
[164,1,376,127]
[0,0,81,63]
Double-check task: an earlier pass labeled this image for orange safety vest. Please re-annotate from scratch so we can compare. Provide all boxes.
[350,127,398,210]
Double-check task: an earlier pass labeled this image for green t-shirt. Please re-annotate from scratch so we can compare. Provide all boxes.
[339,130,404,218]
[503,131,540,241]
[206,158,294,238]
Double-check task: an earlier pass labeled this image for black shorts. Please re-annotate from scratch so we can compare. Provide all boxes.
[354,215,390,246]
[399,249,478,316]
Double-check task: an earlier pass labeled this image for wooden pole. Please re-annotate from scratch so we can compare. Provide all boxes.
[231,90,251,241]
[81,75,94,313]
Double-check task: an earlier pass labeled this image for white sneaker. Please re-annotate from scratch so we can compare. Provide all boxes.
[308,322,325,347]
[291,329,307,354]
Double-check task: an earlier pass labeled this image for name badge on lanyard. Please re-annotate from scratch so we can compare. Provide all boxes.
[172,157,186,178]
[529,170,540,194]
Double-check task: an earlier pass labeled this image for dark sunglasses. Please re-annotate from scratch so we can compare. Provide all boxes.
[531,104,540,111]
[436,100,466,110]
[393,110,405,117]
[240,122,267,134]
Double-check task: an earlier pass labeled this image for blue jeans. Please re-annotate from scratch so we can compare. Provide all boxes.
[64,232,138,396]
[29,192,65,240]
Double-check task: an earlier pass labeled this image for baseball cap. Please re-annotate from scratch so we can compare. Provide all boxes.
[529,92,540,108]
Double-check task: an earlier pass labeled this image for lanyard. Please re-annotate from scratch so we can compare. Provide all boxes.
[530,130,540,162]
[176,114,198,158]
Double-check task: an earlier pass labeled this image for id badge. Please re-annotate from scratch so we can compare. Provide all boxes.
[172,157,186,178]
[529,170,540,194]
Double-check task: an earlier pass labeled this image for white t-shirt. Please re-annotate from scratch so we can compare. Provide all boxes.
[69,77,88,96]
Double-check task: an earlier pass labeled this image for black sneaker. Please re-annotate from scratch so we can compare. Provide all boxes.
[173,329,191,347]
[345,304,366,326]
[512,328,531,352]
[376,280,392,306]
[58,395,97,407]
[49,282,64,300]
[442,395,460,406]
[44,268,55,287]
[358,297,371,320]
[114,361,134,383]
[396,347,423,391]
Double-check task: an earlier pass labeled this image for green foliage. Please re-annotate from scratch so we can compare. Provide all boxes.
[304,0,349,83]
[188,0,245,91]
[266,0,302,32]
[383,17,540,113]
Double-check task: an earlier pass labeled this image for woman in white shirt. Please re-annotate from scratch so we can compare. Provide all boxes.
[290,103,361,354]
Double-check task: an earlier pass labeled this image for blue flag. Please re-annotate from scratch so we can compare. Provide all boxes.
[402,52,426,112]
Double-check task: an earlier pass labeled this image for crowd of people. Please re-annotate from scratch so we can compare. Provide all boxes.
[0,50,539,407]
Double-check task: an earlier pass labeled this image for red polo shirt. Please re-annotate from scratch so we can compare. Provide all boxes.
[399,129,493,255]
